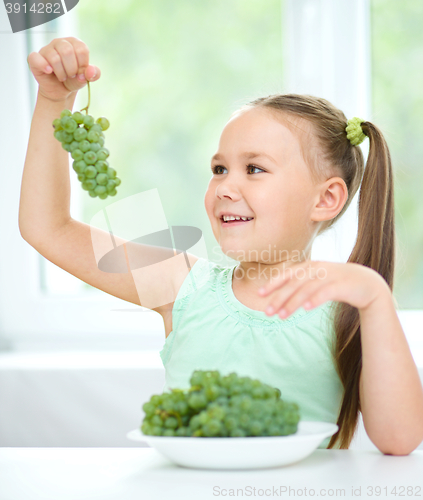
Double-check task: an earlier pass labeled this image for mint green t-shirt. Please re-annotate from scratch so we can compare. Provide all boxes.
[159,257,343,449]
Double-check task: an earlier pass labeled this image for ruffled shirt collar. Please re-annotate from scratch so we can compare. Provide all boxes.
[216,263,322,329]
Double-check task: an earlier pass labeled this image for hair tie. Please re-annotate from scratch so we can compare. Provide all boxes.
[346,117,367,146]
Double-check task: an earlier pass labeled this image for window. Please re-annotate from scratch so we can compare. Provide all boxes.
[7,0,287,349]
[5,0,420,352]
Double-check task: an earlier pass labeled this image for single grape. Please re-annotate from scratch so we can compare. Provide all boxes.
[150,395,162,405]
[175,427,190,437]
[96,117,110,131]
[87,130,100,143]
[108,188,117,196]
[54,130,64,141]
[71,149,84,161]
[96,148,109,161]
[84,151,98,165]
[62,143,72,152]
[107,167,117,179]
[63,119,78,133]
[95,161,109,173]
[106,180,116,192]
[83,179,97,191]
[73,127,88,142]
[83,115,95,128]
[94,185,107,196]
[84,166,98,179]
[90,124,103,134]
[114,177,121,187]
[142,402,156,416]
[72,111,85,124]
[69,141,80,153]
[98,192,108,200]
[60,115,71,128]
[62,131,74,144]
[77,173,86,182]
[60,109,72,118]
[164,417,178,429]
[98,136,105,147]
[250,420,264,436]
[230,428,246,437]
[96,173,108,186]
[52,118,62,130]
[89,142,101,153]
[88,190,97,198]
[73,160,86,174]
[78,140,91,153]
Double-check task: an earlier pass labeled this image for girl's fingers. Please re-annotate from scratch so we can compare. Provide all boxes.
[84,65,101,81]
[40,47,67,82]
[27,51,53,77]
[58,37,100,83]
[264,266,326,316]
[29,35,100,86]
[264,277,312,315]
[53,39,79,79]
[259,261,322,297]
[277,280,331,318]
[61,37,90,79]
[63,37,89,70]
[273,279,331,319]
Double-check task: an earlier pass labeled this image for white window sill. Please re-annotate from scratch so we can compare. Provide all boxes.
[0,350,163,370]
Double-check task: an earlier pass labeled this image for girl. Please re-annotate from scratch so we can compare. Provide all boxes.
[21,37,423,455]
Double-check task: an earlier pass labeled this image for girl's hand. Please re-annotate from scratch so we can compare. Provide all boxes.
[258,261,390,319]
[27,37,101,102]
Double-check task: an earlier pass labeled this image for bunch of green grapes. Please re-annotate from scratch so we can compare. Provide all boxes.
[141,370,300,438]
[52,109,121,199]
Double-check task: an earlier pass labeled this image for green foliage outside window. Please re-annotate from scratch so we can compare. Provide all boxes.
[371,0,423,308]
[75,0,284,283]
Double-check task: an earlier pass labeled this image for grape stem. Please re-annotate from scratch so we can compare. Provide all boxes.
[158,409,183,427]
[166,410,183,427]
[79,81,91,115]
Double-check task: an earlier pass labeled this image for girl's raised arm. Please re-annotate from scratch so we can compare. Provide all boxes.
[19,37,198,321]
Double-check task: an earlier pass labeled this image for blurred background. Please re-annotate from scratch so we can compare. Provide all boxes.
[0,0,422,450]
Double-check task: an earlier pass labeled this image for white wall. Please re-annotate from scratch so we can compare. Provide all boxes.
[1,350,422,450]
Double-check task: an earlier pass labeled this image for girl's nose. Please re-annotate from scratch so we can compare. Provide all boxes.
[216,179,241,200]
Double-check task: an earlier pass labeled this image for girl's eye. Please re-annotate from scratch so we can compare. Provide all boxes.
[211,164,265,175]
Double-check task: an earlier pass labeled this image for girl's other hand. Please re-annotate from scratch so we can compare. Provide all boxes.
[258,260,391,319]
[27,37,101,102]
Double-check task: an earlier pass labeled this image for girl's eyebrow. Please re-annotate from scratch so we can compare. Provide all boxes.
[210,152,277,164]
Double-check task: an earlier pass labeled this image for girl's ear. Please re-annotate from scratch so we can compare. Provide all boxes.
[311,177,348,222]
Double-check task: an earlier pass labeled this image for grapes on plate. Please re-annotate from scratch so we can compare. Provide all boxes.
[141,370,301,438]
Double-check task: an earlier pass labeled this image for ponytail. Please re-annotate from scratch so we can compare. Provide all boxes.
[327,121,395,448]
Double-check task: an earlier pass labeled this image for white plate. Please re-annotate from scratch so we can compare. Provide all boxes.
[127,421,338,470]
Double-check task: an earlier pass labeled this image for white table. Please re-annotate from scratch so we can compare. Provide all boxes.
[0,448,422,500]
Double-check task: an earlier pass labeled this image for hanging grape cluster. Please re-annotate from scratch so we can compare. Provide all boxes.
[52,109,121,199]
[141,370,301,437]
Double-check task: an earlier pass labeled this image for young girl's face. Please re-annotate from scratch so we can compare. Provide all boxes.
[204,106,322,263]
